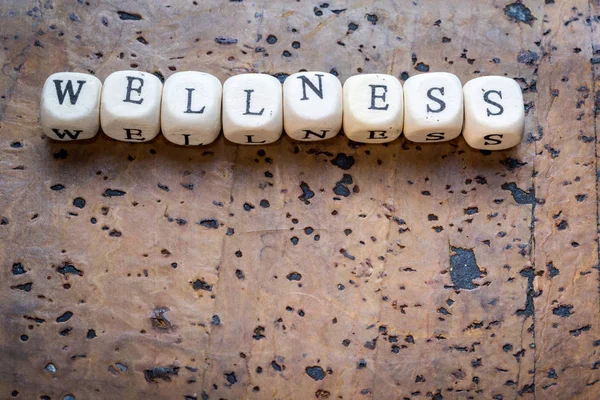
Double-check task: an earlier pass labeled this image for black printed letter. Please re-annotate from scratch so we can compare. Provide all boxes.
[124,128,145,141]
[297,74,324,100]
[368,130,388,139]
[53,80,86,105]
[426,87,446,113]
[52,129,82,139]
[243,90,264,115]
[184,88,205,114]
[124,77,144,104]
[368,85,389,110]
[246,135,266,144]
[483,90,504,116]
[425,132,445,141]
[302,129,329,139]
[483,134,503,145]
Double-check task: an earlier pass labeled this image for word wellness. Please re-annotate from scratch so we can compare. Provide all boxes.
[40,70,525,150]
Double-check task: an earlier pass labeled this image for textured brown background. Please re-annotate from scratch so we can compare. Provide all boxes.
[1,0,599,399]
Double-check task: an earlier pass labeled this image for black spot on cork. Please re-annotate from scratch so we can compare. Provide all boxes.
[464,207,479,215]
[348,22,359,32]
[259,199,270,208]
[192,279,212,291]
[552,304,573,318]
[215,36,238,45]
[12,263,25,275]
[117,11,142,20]
[365,13,378,25]
[87,329,97,339]
[547,262,560,278]
[504,2,536,26]
[50,184,65,191]
[150,307,173,331]
[448,247,482,290]
[501,183,536,205]
[305,366,326,381]
[273,73,289,83]
[253,326,266,340]
[73,197,86,208]
[516,267,535,317]
[225,371,237,385]
[102,188,126,197]
[198,219,219,229]
[517,50,538,65]
[415,62,430,72]
[286,272,302,281]
[11,282,32,291]
[271,360,282,372]
[569,325,591,336]
[144,365,179,382]
[56,311,73,323]
[57,262,83,276]
[53,148,68,159]
[556,220,568,231]
[333,174,353,197]
[331,153,355,170]
[500,157,527,171]
[266,34,277,44]
[299,182,315,204]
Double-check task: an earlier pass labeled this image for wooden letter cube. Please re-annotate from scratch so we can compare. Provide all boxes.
[283,71,342,141]
[101,70,163,142]
[40,72,102,141]
[161,71,222,146]
[462,76,524,150]
[222,74,282,145]
[403,72,463,143]
[343,74,403,143]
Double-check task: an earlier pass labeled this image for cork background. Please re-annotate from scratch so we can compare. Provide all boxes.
[1,0,600,399]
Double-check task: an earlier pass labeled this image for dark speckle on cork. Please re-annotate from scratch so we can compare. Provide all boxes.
[331,153,355,170]
[448,247,482,290]
[305,366,326,381]
[504,2,536,25]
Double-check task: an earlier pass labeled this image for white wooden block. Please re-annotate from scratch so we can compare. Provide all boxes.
[100,70,163,142]
[222,74,282,145]
[40,72,102,141]
[283,71,342,141]
[161,71,222,146]
[342,74,403,143]
[462,76,524,150]
[403,72,463,143]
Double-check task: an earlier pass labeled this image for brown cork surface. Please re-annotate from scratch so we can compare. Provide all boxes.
[1,0,599,399]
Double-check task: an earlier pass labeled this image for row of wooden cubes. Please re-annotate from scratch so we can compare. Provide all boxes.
[40,71,525,150]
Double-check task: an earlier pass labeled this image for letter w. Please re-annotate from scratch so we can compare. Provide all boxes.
[53,80,87,105]
[52,129,82,139]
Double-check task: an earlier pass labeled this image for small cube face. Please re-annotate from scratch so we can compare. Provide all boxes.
[283,71,342,141]
[222,74,282,145]
[161,71,222,146]
[343,74,403,143]
[403,72,463,143]
[40,72,102,141]
[462,76,524,150]
[100,71,163,142]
